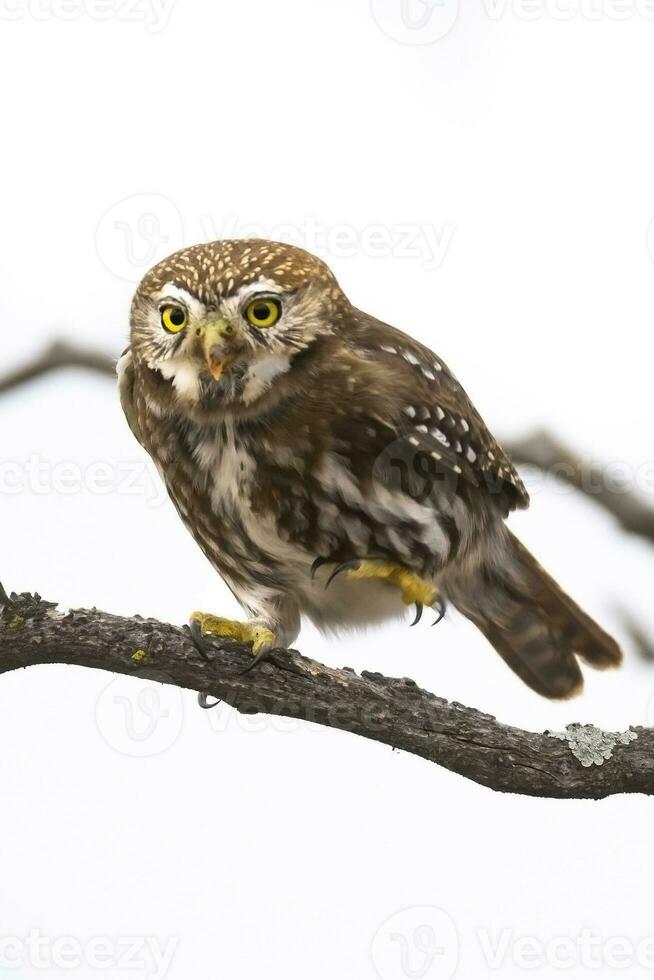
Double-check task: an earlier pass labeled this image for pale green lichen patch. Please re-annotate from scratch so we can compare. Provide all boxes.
[131,649,147,662]
[8,614,24,629]
[546,723,637,767]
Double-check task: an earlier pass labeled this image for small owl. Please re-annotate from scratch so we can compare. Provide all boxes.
[118,239,621,700]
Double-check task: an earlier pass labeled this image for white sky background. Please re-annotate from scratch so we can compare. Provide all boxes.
[1,0,654,977]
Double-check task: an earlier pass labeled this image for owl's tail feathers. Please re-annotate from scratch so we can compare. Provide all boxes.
[447,530,622,699]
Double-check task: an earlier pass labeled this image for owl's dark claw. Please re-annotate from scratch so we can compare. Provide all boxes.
[239,645,275,675]
[310,556,329,580]
[190,622,221,707]
[0,583,12,617]
[198,693,221,710]
[432,597,447,626]
[189,618,213,661]
[410,603,423,626]
[325,559,362,590]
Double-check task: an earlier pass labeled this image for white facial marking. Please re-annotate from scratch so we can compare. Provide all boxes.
[242,354,292,405]
[157,359,200,400]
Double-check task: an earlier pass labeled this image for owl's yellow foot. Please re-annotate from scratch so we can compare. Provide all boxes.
[346,560,438,607]
[190,612,279,709]
[317,558,444,626]
[190,612,276,655]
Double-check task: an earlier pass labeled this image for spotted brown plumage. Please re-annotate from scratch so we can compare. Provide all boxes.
[119,239,621,699]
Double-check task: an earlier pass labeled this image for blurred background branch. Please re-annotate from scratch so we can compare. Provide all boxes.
[0,339,115,396]
[506,430,654,545]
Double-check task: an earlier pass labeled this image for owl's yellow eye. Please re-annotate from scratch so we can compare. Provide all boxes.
[161,305,188,333]
[244,298,281,329]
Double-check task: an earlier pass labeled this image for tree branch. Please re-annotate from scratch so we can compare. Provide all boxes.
[0,586,649,800]
[506,430,654,545]
[0,340,115,395]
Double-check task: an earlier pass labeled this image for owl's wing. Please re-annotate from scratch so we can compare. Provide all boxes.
[349,310,529,514]
[116,346,145,447]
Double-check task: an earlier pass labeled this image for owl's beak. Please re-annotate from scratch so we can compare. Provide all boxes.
[197,319,235,381]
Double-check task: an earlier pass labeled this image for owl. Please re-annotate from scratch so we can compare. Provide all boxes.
[118,239,621,702]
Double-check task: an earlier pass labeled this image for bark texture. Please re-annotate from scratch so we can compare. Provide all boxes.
[0,586,648,800]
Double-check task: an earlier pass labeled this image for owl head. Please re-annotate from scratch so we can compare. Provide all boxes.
[129,239,346,414]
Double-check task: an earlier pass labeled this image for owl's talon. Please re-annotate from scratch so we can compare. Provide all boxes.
[189,617,213,661]
[198,693,221,710]
[239,645,275,675]
[432,597,447,626]
[324,559,362,590]
[0,582,12,611]
[310,556,329,580]
[410,603,424,626]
